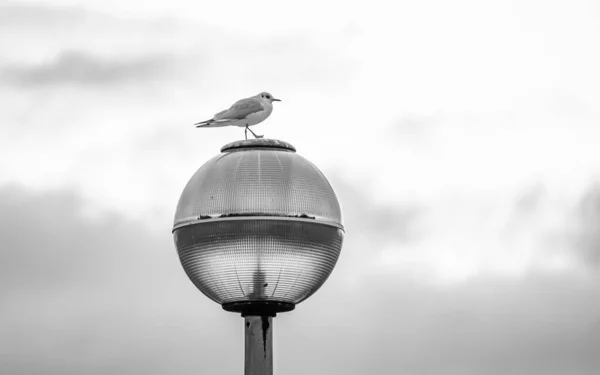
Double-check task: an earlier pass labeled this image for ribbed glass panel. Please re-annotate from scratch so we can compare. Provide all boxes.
[174,148,343,227]
[174,220,343,305]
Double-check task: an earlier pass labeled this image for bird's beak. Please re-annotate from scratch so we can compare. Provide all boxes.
[272,98,281,102]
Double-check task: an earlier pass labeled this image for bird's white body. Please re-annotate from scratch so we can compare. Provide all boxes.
[239,101,272,126]
[194,92,281,140]
[212,100,273,127]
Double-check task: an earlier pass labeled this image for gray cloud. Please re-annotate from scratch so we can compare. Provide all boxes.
[0,3,354,92]
[501,182,548,240]
[0,184,242,374]
[326,174,422,270]
[572,183,600,267]
[0,3,87,29]
[2,185,600,374]
[388,113,443,143]
[292,272,600,375]
[1,50,176,87]
[335,177,420,244]
[513,183,546,217]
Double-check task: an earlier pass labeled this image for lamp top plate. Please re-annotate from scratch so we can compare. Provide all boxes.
[221,139,296,153]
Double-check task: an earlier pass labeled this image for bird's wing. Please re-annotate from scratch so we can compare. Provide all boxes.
[214,98,264,120]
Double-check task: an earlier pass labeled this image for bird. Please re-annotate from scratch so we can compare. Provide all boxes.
[194,92,281,140]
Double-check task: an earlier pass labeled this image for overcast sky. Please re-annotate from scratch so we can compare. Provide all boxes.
[2,1,600,374]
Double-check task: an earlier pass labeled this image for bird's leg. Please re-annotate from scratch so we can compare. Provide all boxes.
[247,127,264,139]
[245,126,248,140]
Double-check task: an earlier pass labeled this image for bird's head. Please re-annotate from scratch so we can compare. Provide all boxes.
[257,92,281,103]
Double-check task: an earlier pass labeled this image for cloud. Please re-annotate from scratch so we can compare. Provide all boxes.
[326,174,422,274]
[572,183,600,268]
[294,272,600,375]
[0,4,197,89]
[334,176,420,243]
[0,2,87,29]
[1,50,178,87]
[2,184,600,374]
[388,113,443,142]
[513,183,546,217]
[0,184,243,374]
[0,3,354,93]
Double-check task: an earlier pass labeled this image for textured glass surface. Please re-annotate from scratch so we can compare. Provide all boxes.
[174,220,343,305]
[173,146,343,228]
[173,140,344,306]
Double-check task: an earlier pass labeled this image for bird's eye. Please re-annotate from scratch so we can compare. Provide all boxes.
[266,95,271,99]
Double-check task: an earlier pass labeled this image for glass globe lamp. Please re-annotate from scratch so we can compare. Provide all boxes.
[172,139,344,316]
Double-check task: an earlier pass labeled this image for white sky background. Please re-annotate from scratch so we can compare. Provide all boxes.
[2,0,600,374]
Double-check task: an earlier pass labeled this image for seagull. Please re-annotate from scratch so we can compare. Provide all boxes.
[194,92,281,140]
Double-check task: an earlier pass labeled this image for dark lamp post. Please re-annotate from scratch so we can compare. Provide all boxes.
[172,139,344,375]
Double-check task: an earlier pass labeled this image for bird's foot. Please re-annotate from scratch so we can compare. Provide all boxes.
[247,127,263,139]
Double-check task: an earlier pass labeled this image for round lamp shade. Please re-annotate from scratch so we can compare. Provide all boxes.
[173,139,344,314]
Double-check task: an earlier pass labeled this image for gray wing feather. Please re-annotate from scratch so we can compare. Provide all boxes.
[214,98,264,120]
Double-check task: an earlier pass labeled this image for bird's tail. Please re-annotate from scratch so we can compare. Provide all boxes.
[194,119,232,128]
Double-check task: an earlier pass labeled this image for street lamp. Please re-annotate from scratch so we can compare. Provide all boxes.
[172,138,344,375]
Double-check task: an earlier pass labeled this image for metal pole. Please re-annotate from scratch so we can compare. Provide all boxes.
[244,315,273,375]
